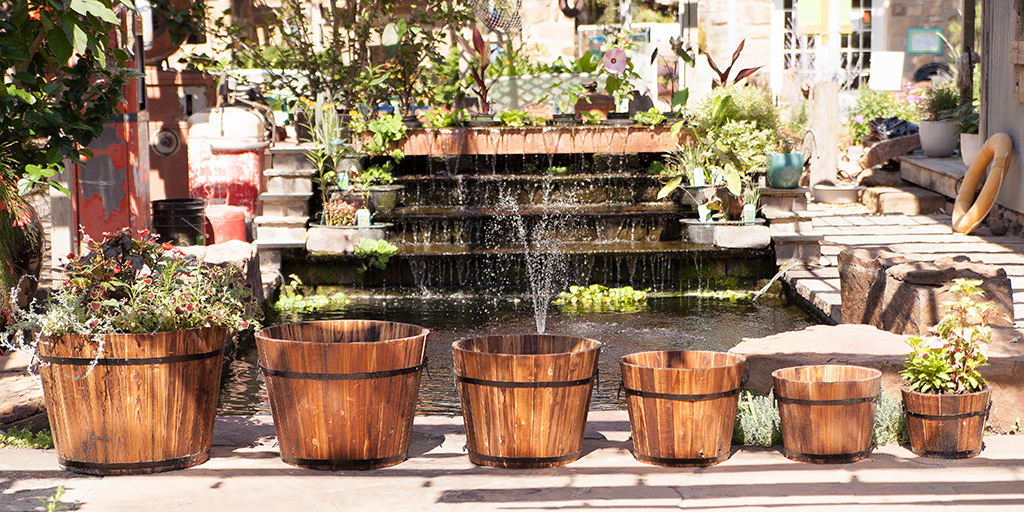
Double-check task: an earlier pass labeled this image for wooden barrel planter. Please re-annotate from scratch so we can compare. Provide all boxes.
[255,320,428,470]
[902,387,991,458]
[620,350,745,466]
[772,365,881,464]
[452,334,601,468]
[37,327,226,475]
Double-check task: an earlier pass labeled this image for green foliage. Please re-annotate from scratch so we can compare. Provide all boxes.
[39,486,67,512]
[153,0,208,47]
[497,109,541,127]
[901,278,1002,394]
[424,107,467,128]
[2,230,261,345]
[354,239,398,274]
[707,120,776,179]
[272,275,349,315]
[873,392,908,445]
[849,83,922,140]
[0,427,54,449]
[695,85,780,135]
[486,40,551,78]
[303,94,351,206]
[0,0,133,194]
[381,12,449,115]
[631,108,666,127]
[580,111,602,125]
[732,391,782,446]
[357,160,396,188]
[553,284,649,314]
[365,113,407,158]
[427,47,465,107]
[546,166,569,175]
[919,83,962,121]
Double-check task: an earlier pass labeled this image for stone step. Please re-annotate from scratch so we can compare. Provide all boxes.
[260,192,313,217]
[254,216,308,243]
[759,187,809,212]
[265,173,314,194]
[771,232,824,267]
[898,154,963,199]
[267,145,316,172]
[763,208,814,234]
[862,186,948,215]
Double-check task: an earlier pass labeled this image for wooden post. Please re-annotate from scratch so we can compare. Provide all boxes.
[958,0,976,105]
[808,81,840,187]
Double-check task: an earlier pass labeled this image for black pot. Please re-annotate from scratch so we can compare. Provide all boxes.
[402,115,422,129]
[601,111,632,126]
[465,114,499,128]
[547,114,580,127]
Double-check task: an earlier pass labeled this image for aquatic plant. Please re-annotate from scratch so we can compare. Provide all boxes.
[354,239,399,274]
[553,284,649,314]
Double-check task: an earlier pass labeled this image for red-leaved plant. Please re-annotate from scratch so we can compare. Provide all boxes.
[702,39,762,89]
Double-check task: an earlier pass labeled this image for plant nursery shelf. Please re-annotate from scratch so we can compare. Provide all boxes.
[396,125,690,156]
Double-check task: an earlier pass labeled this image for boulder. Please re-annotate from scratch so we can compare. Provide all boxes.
[838,247,919,325]
[0,351,47,432]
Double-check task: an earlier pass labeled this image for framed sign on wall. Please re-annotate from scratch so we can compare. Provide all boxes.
[906,28,944,55]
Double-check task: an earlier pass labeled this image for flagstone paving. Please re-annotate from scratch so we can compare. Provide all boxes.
[782,208,1024,325]
[3,413,1024,511]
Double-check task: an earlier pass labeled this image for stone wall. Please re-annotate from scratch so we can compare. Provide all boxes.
[696,0,774,91]
[521,0,578,61]
[886,1,963,80]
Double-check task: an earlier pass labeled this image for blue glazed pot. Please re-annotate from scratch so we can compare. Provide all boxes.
[766,152,804,189]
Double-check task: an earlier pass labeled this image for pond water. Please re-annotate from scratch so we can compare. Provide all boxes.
[217,290,815,416]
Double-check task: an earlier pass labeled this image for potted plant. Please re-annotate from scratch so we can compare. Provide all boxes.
[2,229,260,475]
[900,278,1001,459]
[598,41,642,123]
[356,159,403,214]
[424,107,468,129]
[949,101,981,166]
[306,198,390,255]
[381,13,446,122]
[496,109,542,127]
[766,137,804,189]
[549,86,585,125]
[454,25,497,123]
[918,84,961,158]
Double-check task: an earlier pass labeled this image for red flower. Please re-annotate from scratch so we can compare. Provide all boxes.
[162,242,173,251]
[138,229,150,236]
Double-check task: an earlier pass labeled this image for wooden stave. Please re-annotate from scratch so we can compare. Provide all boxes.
[36,327,227,475]
[452,334,602,468]
[620,350,745,466]
[254,320,429,470]
[772,364,882,464]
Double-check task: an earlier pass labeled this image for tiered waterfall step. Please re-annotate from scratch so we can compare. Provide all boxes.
[763,207,823,267]
[396,173,672,208]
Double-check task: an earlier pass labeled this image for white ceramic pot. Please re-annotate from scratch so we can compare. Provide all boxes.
[918,120,959,158]
[960,133,982,167]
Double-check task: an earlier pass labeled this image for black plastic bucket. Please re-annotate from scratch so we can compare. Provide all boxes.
[152,198,205,246]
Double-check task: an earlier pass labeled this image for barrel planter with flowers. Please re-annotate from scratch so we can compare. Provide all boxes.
[8,229,260,475]
[255,319,428,470]
[453,334,601,468]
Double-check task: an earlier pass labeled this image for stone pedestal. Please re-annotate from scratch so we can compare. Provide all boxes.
[838,247,1012,335]
[759,187,809,212]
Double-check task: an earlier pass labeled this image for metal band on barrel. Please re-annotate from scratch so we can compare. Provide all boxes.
[260,362,425,381]
[40,348,223,366]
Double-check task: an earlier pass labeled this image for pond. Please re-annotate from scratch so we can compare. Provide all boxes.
[218,290,815,416]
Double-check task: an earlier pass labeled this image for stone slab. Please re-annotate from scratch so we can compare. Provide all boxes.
[713,225,771,249]
[862,186,947,215]
[730,324,1024,431]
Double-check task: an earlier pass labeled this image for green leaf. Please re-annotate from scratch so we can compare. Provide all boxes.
[671,88,689,110]
[657,176,682,200]
[46,28,74,65]
[5,85,36,104]
[669,120,686,138]
[71,0,120,24]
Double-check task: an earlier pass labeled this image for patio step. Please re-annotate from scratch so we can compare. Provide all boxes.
[861,186,948,215]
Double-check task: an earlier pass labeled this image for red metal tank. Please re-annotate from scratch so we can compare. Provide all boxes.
[187,106,268,219]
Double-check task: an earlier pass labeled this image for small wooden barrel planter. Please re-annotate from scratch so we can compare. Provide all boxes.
[772,365,881,464]
[37,327,226,475]
[620,350,745,466]
[255,320,428,470]
[452,334,601,468]
[902,387,991,458]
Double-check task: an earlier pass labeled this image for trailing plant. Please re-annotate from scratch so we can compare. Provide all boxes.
[632,107,666,127]
[732,391,782,447]
[2,229,261,353]
[497,109,541,127]
[322,200,359,227]
[354,239,398,274]
[901,278,1003,394]
[552,284,649,314]
[0,427,54,449]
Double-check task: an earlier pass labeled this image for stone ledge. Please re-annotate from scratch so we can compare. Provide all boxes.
[898,154,965,199]
[730,324,1024,432]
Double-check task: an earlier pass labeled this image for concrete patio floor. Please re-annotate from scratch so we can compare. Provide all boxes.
[3,411,1024,511]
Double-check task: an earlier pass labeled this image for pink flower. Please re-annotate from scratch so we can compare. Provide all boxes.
[927,337,946,350]
[854,114,865,124]
[602,48,627,75]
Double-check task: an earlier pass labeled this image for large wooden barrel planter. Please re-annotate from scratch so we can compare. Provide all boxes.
[255,320,428,470]
[772,365,881,464]
[620,350,745,466]
[452,334,601,468]
[902,387,991,458]
[37,327,226,475]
